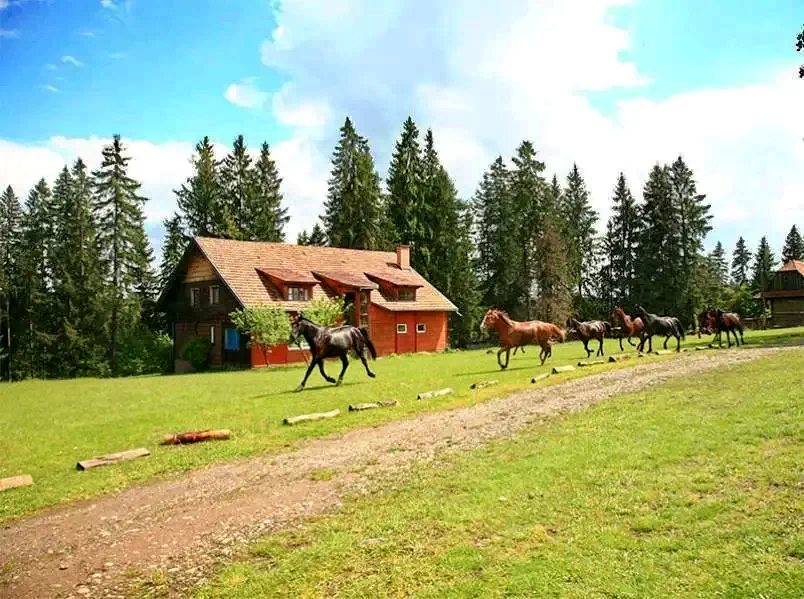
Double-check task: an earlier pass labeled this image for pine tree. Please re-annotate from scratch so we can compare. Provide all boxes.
[447,201,481,347]
[175,136,222,237]
[308,222,327,246]
[296,230,310,245]
[247,142,288,241]
[159,213,186,290]
[561,163,598,305]
[219,134,254,238]
[781,224,804,263]
[751,236,777,292]
[322,117,384,249]
[533,175,571,324]
[709,241,728,288]
[606,172,639,303]
[731,236,752,286]
[598,219,617,309]
[93,135,152,375]
[0,185,22,380]
[386,117,424,248]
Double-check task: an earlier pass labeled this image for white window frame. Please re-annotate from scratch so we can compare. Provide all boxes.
[209,325,215,345]
[190,287,200,307]
[209,285,220,305]
[397,288,415,301]
[416,323,426,334]
[288,286,310,301]
[397,323,408,334]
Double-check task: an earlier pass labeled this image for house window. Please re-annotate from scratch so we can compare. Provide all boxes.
[397,323,408,334]
[209,286,220,305]
[417,323,426,333]
[190,287,200,307]
[398,288,415,301]
[359,292,369,327]
[209,325,216,345]
[224,327,240,351]
[288,287,310,301]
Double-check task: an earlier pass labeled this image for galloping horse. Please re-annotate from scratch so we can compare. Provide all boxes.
[480,308,565,369]
[610,306,645,352]
[700,308,744,348]
[291,313,377,392]
[636,306,685,353]
[566,317,609,358]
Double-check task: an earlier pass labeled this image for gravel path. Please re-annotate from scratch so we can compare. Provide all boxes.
[0,346,792,599]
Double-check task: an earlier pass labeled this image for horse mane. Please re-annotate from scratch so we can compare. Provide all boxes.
[496,310,514,326]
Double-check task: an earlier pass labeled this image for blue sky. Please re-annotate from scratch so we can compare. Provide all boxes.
[1,0,802,259]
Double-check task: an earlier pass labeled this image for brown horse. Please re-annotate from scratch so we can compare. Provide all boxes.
[480,308,566,369]
[610,306,645,352]
[701,308,744,348]
[566,318,609,358]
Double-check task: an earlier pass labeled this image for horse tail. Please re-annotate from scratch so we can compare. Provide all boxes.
[675,318,686,340]
[603,321,611,336]
[359,327,377,359]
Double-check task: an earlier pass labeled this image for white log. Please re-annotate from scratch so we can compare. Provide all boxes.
[551,365,575,374]
[530,373,550,384]
[283,409,341,425]
[0,474,33,492]
[348,400,398,411]
[470,380,499,390]
[417,387,454,400]
[77,448,150,471]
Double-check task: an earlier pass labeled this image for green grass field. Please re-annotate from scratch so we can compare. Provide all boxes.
[194,347,804,599]
[1,326,802,524]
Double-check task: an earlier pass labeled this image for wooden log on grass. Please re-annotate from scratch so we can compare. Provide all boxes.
[608,353,632,363]
[531,373,549,384]
[551,365,575,374]
[695,345,711,351]
[417,387,454,400]
[161,429,231,445]
[0,474,33,492]
[348,400,398,411]
[653,350,672,356]
[283,409,341,425]
[577,359,606,367]
[77,448,150,471]
[470,380,499,390]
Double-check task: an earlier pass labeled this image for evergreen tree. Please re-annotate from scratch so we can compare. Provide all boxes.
[175,136,222,237]
[709,241,729,288]
[247,142,289,241]
[731,236,752,286]
[561,163,598,304]
[219,134,254,238]
[386,117,424,248]
[533,175,571,324]
[606,172,639,303]
[781,224,804,262]
[598,219,617,309]
[307,222,327,246]
[296,230,310,245]
[159,213,186,290]
[93,135,152,375]
[751,236,777,292]
[0,185,22,380]
[447,201,481,347]
[322,117,384,249]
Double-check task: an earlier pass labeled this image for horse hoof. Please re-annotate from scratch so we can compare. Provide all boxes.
[336,379,343,386]
[294,386,304,393]
[368,372,376,378]
[327,378,336,384]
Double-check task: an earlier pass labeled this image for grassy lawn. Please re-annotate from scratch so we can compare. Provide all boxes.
[194,346,804,599]
[1,326,802,525]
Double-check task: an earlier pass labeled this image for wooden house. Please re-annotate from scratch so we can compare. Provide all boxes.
[761,259,804,328]
[156,237,458,372]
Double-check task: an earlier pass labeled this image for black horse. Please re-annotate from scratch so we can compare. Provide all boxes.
[566,317,610,358]
[636,306,685,353]
[290,314,377,392]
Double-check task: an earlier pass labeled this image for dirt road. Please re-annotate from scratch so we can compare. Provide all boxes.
[0,347,791,598]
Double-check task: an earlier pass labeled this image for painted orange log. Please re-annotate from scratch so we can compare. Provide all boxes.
[161,429,231,445]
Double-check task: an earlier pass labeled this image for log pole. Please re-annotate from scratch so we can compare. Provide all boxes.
[417,387,454,400]
[577,360,606,367]
[551,365,575,374]
[161,429,231,445]
[0,474,33,492]
[608,354,632,363]
[283,409,341,425]
[77,448,150,471]
[531,373,549,384]
[348,400,398,411]
[470,380,499,390]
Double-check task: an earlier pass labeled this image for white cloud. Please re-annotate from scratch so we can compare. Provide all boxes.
[42,84,59,93]
[100,0,115,8]
[80,31,96,38]
[0,28,19,38]
[45,63,57,70]
[272,83,331,128]
[61,55,84,67]
[224,77,269,110]
[0,0,8,10]
[108,51,126,59]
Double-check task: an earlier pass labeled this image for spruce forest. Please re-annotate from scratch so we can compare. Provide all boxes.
[1,119,801,381]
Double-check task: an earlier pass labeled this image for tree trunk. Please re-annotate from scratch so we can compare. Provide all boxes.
[161,430,231,445]
[76,448,150,471]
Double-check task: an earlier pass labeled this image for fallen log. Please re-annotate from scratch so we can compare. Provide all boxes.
[653,350,672,356]
[0,474,33,492]
[608,354,632,363]
[348,400,398,411]
[531,373,549,384]
[161,429,231,445]
[695,345,711,351]
[577,359,606,367]
[417,387,454,400]
[470,380,499,390]
[551,365,575,374]
[76,448,150,471]
[283,409,341,425]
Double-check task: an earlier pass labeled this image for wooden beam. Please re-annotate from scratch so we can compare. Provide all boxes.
[417,387,454,400]
[77,448,150,471]
[283,409,340,425]
[0,474,33,492]
[531,373,549,384]
[551,365,575,374]
[470,380,499,390]
[161,429,231,445]
[577,359,606,367]
[608,354,632,363]
[348,400,398,411]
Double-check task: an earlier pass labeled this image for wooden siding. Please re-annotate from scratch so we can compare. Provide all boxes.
[770,297,804,328]
[183,252,217,283]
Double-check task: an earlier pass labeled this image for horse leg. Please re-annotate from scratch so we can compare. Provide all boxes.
[583,339,592,358]
[503,348,511,369]
[539,343,547,365]
[359,350,376,378]
[676,333,681,352]
[726,329,733,348]
[336,354,349,386]
[598,335,604,356]
[295,357,319,392]
[497,348,508,370]
[318,358,337,384]
[663,334,670,350]
[619,336,624,352]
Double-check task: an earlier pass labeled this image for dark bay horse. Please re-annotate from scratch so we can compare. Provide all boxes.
[566,318,609,358]
[291,314,377,392]
[700,309,744,348]
[610,306,645,352]
[480,308,565,369]
[636,306,685,353]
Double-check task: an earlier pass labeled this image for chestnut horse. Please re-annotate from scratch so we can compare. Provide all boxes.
[700,308,744,348]
[566,318,609,358]
[610,306,645,352]
[480,308,566,369]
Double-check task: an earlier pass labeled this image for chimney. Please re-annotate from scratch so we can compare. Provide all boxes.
[396,244,410,269]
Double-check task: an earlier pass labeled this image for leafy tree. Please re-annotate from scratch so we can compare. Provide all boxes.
[159,214,187,290]
[781,224,804,262]
[93,134,152,375]
[229,305,291,366]
[299,297,345,327]
[175,136,222,237]
[731,236,752,286]
[247,142,288,241]
[219,134,254,238]
[561,163,598,303]
[0,185,22,380]
[751,236,777,291]
[606,172,640,304]
[386,117,424,248]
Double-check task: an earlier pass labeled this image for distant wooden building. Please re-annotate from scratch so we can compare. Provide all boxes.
[761,259,804,328]
[156,237,458,372]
